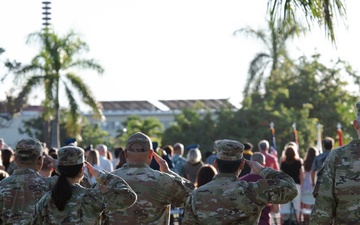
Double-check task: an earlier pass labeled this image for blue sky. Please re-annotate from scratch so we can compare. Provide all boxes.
[0,0,358,110]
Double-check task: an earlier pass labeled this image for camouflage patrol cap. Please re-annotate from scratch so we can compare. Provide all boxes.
[214,139,244,161]
[126,132,152,152]
[58,146,85,166]
[15,138,44,158]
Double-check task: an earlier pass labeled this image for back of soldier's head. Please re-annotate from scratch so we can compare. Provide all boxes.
[14,138,44,166]
[214,139,244,173]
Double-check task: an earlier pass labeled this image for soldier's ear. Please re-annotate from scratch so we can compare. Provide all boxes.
[148,150,153,159]
[124,149,128,159]
[38,155,44,164]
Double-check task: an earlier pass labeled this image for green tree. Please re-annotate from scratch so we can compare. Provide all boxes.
[162,100,245,155]
[283,54,358,144]
[268,0,346,43]
[240,53,359,156]
[12,30,104,147]
[80,120,113,149]
[234,19,299,99]
[19,113,112,148]
[116,115,164,147]
[162,109,203,148]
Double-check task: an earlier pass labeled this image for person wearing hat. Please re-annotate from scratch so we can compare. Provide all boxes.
[239,141,254,177]
[310,101,360,224]
[183,147,204,184]
[104,132,195,225]
[0,138,57,224]
[32,145,137,224]
[182,139,298,225]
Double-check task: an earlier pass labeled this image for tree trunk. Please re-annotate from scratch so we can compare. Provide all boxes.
[43,120,51,147]
[50,105,60,148]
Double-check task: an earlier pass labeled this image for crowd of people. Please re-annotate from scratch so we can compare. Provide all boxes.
[0,101,360,225]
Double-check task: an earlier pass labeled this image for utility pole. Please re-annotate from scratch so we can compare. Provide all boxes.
[42,1,51,33]
[41,1,52,147]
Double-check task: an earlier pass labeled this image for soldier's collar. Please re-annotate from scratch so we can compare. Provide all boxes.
[214,173,239,179]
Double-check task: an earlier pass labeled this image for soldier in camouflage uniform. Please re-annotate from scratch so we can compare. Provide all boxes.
[104,132,195,225]
[310,101,360,224]
[31,145,137,225]
[0,138,57,225]
[182,139,298,225]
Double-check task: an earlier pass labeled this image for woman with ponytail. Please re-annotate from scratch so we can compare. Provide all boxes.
[31,146,137,225]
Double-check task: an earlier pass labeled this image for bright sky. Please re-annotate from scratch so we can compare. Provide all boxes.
[0,0,359,110]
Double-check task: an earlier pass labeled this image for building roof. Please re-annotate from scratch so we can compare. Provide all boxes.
[159,99,233,110]
[99,99,234,111]
[100,101,162,111]
[0,102,43,113]
[0,99,235,113]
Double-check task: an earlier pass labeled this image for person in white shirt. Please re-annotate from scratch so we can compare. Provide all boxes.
[96,144,113,172]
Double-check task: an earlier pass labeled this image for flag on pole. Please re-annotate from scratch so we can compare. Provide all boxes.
[292,123,299,154]
[337,123,343,146]
[292,123,298,145]
[316,123,323,154]
[269,122,278,157]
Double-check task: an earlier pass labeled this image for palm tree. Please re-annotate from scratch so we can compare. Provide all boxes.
[14,30,104,148]
[267,0,346,44]
[234,19,299,99]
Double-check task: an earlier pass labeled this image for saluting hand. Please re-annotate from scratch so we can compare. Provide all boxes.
[44,154,57,170]
[152,151,170,173]
[85,161,100,178]
[244,159,264,174]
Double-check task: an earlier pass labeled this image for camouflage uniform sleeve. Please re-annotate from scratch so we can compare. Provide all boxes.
[163,170,195,207]
[95,170,137,210]
[0,192,3,224]
[182,194,199,225]
[251,167,298,204]
[31,195,46,225]
[31,207,43,225]
[310,152,336,224]
[81,173,94,188]
[167,169,195,191]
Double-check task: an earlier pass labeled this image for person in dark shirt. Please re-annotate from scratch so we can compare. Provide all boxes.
[280,145,304,224]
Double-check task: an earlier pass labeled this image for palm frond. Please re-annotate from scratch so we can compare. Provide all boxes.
[65,72,104,120]
[243,53,271,97]
[268,0,347,43]
[15,76,44,109]
[234,27,271,51]
[69,59,104,74]
[63,83,80,121]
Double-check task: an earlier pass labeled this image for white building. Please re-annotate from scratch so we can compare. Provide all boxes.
[0,99,236,148]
